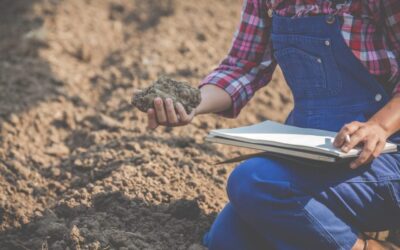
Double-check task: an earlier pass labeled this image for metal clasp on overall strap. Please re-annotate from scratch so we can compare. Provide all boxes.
[268,9,273,18]
[326,14,335,24]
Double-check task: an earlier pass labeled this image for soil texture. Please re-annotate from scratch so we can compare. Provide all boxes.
[132,77,201,114]
[0,0,396,249]
[0,0,292,249]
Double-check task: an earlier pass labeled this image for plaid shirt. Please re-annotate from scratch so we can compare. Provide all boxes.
[201,0,400,118]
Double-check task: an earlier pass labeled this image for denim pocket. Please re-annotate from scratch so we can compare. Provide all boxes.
[275,47,326,98]
[272,34,342,99]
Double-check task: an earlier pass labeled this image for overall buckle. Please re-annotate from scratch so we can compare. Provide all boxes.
[326,15,335,24]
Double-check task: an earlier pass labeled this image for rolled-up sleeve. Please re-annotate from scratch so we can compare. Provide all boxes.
[383,0,400,96]
[200,0,276,118]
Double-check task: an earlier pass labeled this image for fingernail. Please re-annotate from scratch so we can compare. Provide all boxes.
[342,146,348,151]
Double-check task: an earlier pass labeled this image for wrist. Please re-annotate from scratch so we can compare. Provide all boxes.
[193,102,208,116]
[193,86,213,116]
[367,119,390,138]
[197,84,232,115]
[366,95,400,139]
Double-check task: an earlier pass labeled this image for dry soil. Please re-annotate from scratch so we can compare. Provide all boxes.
[132,76,201,114]
[0,0,396,249]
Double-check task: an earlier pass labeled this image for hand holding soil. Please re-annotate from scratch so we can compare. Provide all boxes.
[132,76,201,128]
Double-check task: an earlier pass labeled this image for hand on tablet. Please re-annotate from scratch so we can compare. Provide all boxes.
[333,121,389,169]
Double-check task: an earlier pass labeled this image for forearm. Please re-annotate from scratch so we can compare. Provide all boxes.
[195,85,232,116]
[368,93,400,137]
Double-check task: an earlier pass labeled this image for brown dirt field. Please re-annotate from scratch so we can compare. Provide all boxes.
[0,0,396,249]
[0,1,292,249]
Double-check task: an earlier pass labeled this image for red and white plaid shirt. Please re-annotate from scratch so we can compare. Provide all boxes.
[201,0,400,118]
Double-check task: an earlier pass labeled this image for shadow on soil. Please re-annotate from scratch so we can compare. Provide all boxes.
[110,0,175,31]
[0,191,215,249]
[0,0,63,118]
[0,0,175,119]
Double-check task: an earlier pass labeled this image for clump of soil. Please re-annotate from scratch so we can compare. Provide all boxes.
[132,76,201,113]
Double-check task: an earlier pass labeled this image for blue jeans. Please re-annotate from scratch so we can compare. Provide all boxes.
[205,155,400,249]
[203,14,400,250]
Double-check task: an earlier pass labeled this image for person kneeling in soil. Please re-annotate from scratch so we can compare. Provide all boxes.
[146,1,400,249]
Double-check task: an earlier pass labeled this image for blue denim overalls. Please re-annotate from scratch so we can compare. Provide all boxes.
[203,13,400,250]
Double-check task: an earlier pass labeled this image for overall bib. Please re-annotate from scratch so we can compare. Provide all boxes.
[203,14,400,250]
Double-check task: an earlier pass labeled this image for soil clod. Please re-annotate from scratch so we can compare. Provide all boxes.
[132,76,201,114]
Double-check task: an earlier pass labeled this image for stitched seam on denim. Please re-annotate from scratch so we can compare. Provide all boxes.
[302,205,345,249]
[387,182,400,209]
[323,176,400,186]
[388,184,397,206]
[271,34,331,43]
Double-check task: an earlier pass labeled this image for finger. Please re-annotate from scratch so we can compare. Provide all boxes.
[165,98,178,124]
[372,140,386,158]
[334,122,361,147]
[350,154,375,169]
[350,136,378,169]
[147,109,158,129]
[352,155,375,169]
[176,102,190,124]
[188,108,196,119]
[341,126,368,152]
[154,97,167,124]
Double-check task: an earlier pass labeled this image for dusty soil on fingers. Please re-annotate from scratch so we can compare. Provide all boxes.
[6,0,395,249]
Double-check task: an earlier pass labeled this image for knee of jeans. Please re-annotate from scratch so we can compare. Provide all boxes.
[227,157,300,211]
[226,157,266,206]
[206,230,231,250]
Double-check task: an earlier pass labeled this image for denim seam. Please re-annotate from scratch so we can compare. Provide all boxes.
[387,182,400,209]
[302,204,350,250]
[325,176,400,186]
[271,34,332,43]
